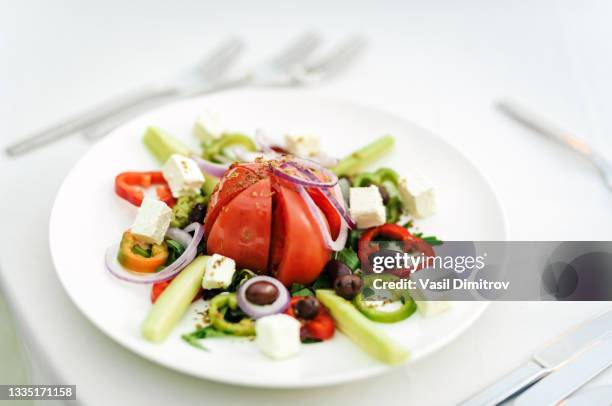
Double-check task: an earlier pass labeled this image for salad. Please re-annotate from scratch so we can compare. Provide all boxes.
[105,112,448,364]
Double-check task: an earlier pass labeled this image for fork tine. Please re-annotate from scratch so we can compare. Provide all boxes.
[306,35,367,77]
[270,32,322,70]
[199,37,245,80]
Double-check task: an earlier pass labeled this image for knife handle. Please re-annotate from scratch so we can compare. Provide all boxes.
[459,361,549,406]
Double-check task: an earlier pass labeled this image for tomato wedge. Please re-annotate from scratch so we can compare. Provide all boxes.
[204,165,264,236]
[207,178,273,271]
[308,188,341,239]
[270,183,331,286]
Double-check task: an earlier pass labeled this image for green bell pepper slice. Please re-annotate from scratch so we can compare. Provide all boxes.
[208,293,255,336]
[353,292,416,323]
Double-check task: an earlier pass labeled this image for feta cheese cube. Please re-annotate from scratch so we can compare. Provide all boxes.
[415,300,451,318]
[193,110,225,142]
[284,134,320,157]
[255,314,301,360]
[131,197,172,245]
[162,154,205,198]
[349,185,386,228]
[202,254,236,290]
[398,172,435,218]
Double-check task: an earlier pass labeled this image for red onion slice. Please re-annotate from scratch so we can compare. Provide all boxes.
[236,276,290,319]
[272,162,338,189]
[288,162,356,229]
[297,185,349,251]
[105,222,204,284]
[165,227,192,247]
[190,154,229,178]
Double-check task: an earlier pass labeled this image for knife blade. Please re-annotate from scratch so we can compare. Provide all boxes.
[513,335,612,406]
[460,309,612,406]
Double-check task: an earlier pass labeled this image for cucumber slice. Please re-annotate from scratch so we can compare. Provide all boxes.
[316,289,409,365]
[142,255,210,342]
[143,126,192,164]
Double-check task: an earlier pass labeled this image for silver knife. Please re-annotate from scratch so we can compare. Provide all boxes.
[460,310,612,406]
[496,99,612,192]
[513,335,612,406]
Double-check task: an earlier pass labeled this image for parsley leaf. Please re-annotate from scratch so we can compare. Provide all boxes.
[165,239,185,265]
[335,247,360,271]
[290,283,314,297]
[181,326,234,351]
[413,232,443,246]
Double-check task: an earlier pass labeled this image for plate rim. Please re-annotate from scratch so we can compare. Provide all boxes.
[49,89,506,388]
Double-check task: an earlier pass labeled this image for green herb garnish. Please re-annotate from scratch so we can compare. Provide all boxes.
[335,247,360,271]
[413,232,443,246]
[181,325,235,351]
[290,283,314,297]
[385,196,403,224]
[131,245,151,258]
[165,239,185,265]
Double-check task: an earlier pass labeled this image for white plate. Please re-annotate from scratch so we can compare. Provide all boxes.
[49,90,506,388]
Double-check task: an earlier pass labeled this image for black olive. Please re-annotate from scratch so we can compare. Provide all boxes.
[224,307,247,323]
[202,288,222,300]
[188,203,206,224]
[246,281,279,305]
[377,184,390,205]
[294,296,320,320]
[334,274,363,300]
[324,260,352,285]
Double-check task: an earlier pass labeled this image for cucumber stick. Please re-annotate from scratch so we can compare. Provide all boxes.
[316,289,409,365]
[331,135,395,177]
[142,256,210,342]
[143,126,192,164]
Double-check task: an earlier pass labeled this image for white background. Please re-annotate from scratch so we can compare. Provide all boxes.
[1,1,611,405]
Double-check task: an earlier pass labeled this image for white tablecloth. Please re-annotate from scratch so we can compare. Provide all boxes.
[1,1,611,405]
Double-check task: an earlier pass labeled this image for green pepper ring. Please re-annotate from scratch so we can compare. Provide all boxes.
[353,274,416,323]
[353,292,416,323]
[209,293,255,336]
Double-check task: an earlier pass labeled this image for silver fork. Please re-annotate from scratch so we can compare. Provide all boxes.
[5,37,245,156]
[81,34,366,140]
[497,99,612,191]
[81,32,323,139]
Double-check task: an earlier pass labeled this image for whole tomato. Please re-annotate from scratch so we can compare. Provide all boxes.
[204,161,339,286]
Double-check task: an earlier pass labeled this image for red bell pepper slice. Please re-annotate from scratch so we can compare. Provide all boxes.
[285,296,335,342]
[358,223,434,276]
[115,171,176,207]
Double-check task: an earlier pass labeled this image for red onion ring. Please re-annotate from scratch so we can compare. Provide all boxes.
[272,162,338,189]
[288,162,356,229]
[236,275,290,319]
[190,154,229,178]
[297,185,349,251]
[105,222,204,284]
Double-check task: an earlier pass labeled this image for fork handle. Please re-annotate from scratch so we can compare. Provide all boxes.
[5,85,177,156]
[82,76,252,140]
